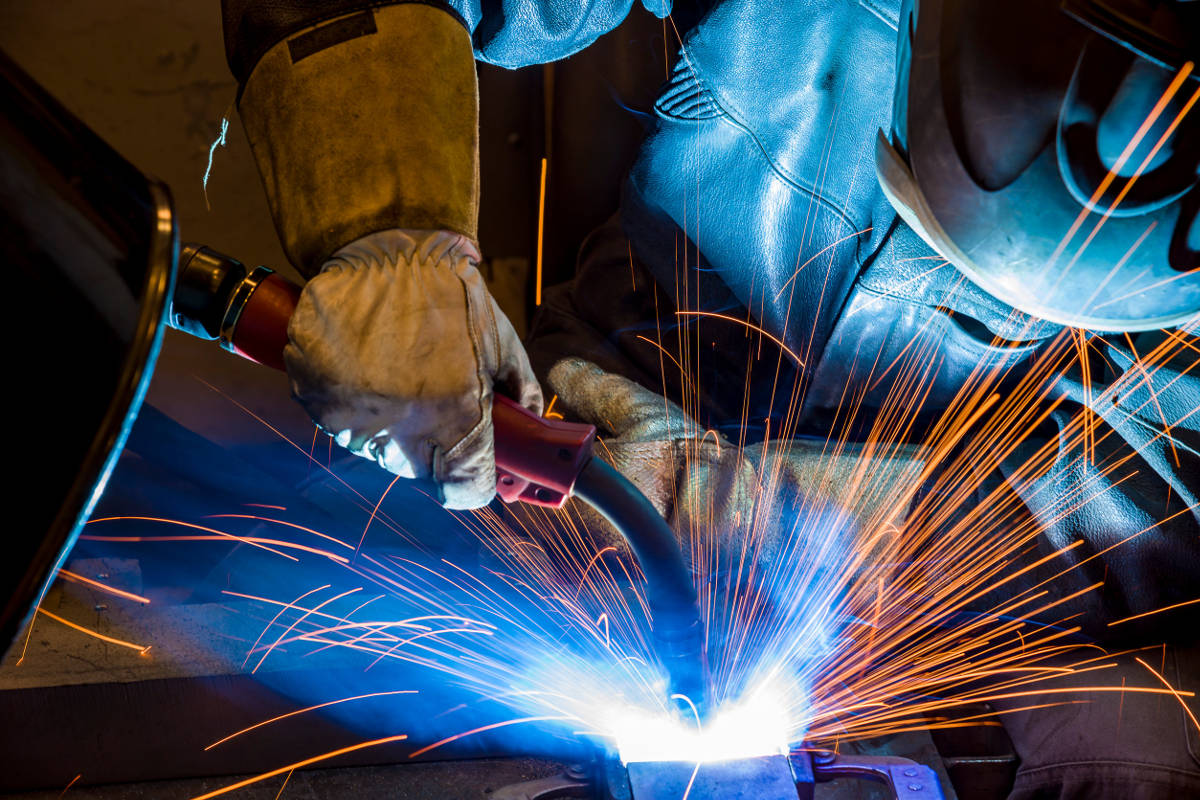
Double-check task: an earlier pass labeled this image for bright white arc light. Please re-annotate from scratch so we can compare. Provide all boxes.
[609,684,793,764]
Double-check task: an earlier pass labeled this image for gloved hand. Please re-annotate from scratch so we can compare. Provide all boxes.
[286,229,543,509]
[546,358,924,562]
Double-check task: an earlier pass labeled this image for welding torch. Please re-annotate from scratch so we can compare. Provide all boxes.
[169,244,708,715]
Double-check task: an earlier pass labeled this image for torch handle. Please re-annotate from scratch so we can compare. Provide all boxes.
[172,244,595,508]
[222,270,301,372]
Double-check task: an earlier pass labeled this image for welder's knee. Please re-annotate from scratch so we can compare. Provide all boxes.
[995,643,1200,800]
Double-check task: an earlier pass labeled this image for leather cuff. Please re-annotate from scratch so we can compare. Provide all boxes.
[222,0,469,86]
[238,3,480,277]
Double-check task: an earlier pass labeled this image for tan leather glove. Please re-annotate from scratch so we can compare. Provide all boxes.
[287,229,542,509]
[546,358,924,563]
[236,5,543,507]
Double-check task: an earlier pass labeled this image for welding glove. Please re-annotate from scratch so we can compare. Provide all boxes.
[232,4,542,508]
[546,359,924,562]
[547,357,751,544]
[286,230,543,509]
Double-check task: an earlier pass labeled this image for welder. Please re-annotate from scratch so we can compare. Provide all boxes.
[219,0,1199,797]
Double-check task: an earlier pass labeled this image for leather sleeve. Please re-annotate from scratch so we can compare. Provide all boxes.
[234,3,480,275]
[221,0,469,86]
[979,332,1200,645]
[222,0,657,82]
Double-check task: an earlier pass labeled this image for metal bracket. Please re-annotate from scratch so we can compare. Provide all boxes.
[807,750,946,800]
[626,755,800,799]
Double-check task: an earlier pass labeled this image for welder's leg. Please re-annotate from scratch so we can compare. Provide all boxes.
[992,643,1200,799]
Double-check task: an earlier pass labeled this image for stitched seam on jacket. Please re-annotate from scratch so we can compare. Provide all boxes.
[849,284,1048,353]
[714,110,865,237]
[655,58,725,120]
[858,0,899,30]
[674,47,868,236]
[1111,405,1200,457]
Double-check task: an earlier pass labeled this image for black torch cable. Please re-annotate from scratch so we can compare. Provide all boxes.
[572,458,708,717]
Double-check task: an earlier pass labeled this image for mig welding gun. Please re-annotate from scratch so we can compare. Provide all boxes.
[169,243,708,716]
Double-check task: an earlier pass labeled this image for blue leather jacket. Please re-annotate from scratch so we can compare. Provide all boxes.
[462,0,1200,642]
[461,0,1062,412]
[220,0,1199,640]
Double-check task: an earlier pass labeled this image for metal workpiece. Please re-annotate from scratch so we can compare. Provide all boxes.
[626,755,799,800]
[0,49,176,658]
[492,763,592,799]
[805,749,946,800]
[619,750,946,800]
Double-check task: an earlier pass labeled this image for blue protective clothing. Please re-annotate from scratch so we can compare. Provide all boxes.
[478,2,1200,794]
[219,1,1200,795]
[466,0,1199,640]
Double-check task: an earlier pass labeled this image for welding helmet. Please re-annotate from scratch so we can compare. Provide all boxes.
[877,0,1199,332]
[0,50,174,652]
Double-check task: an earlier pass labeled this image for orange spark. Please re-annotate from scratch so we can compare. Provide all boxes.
[357,475,402,560]
[59,773,82,797]
[37,609,150,654]
[1108,598,1200,628]
[407,715,571,758]
[536,157,548,306]
[675,311,805,367]
[57,569,150,605]
[1135,656,1200,734]
[205,690,417,750]
[188,734,409,800]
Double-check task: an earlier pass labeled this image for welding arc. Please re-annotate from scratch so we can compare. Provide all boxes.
[573,458,707,715]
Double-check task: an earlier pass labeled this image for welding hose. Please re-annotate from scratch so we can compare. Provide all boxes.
[573,459,707,713]
[169,243,708,713]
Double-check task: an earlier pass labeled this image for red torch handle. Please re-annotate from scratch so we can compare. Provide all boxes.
[491,395,595,507]
[220,269,595,508]
[226,271,302,371]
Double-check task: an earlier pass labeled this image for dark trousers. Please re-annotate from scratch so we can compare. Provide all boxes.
[990,645,1200,800]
